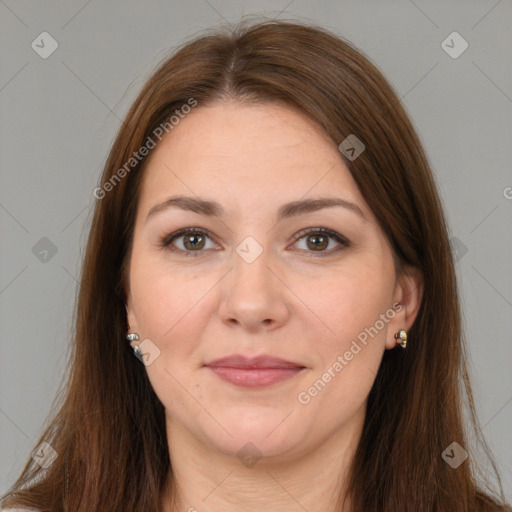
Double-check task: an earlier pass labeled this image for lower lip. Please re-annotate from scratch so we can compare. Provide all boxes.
[206,366,304,388]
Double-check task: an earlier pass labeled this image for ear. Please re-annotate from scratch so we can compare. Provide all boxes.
[385,266,424,350]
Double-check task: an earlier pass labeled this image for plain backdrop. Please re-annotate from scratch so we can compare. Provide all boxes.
[1,0,511,503]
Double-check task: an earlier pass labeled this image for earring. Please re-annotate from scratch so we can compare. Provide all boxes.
[394,329,407,349]
[126,333,141,355]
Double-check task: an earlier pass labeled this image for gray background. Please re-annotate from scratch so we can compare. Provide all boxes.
[1,0,511,502]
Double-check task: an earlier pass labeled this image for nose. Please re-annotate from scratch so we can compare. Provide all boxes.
[218,243,290,334]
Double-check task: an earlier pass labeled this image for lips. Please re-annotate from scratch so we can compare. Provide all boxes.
[205,354,305,369]
[204,354,306,388]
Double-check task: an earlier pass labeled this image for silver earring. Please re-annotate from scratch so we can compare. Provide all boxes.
[126,333,141,355]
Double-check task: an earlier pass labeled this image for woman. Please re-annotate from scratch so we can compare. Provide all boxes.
[1,19,509,512]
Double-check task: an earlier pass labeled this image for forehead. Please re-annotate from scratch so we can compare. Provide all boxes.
[137,101,370,218]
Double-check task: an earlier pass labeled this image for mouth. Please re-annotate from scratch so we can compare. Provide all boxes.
[204,354,306,388]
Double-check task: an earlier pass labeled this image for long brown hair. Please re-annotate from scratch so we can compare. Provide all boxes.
[1,17,509,512]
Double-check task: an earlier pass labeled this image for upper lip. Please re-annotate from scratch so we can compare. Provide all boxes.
[204,354,305,369]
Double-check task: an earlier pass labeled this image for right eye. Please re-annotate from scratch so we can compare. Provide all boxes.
[160,227,219,256]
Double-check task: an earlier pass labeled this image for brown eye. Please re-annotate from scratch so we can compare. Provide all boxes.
[305,233,329,251]
[161,228,217,256]
[293,227,350,256]
[181,232,206,250]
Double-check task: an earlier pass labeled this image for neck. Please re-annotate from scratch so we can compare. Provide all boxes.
[161,413,363,512]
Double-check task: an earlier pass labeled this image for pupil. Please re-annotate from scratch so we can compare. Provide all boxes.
[308,234,327,250]
[186,234,203,249]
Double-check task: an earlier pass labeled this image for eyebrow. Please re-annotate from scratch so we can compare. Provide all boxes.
[145,195,366,223]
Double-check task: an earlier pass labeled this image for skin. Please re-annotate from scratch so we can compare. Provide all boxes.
[125,101,422,512]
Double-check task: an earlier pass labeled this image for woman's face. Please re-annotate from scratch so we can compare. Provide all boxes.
[126,101,420,462]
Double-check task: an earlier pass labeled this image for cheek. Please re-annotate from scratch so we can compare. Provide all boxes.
[295,257,394,405]
[298,301,388,424]
[129,250,210,346]
[294,256,395,348]
[129,260,210,405]
[308,344,383,423]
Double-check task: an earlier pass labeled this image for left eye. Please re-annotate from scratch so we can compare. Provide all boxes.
[292,227,350,256]
[160,227,350,257]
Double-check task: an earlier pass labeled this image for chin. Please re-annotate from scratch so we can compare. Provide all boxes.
[203,412,309,462]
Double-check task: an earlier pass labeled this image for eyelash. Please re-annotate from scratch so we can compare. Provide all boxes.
[160,227,350,258]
